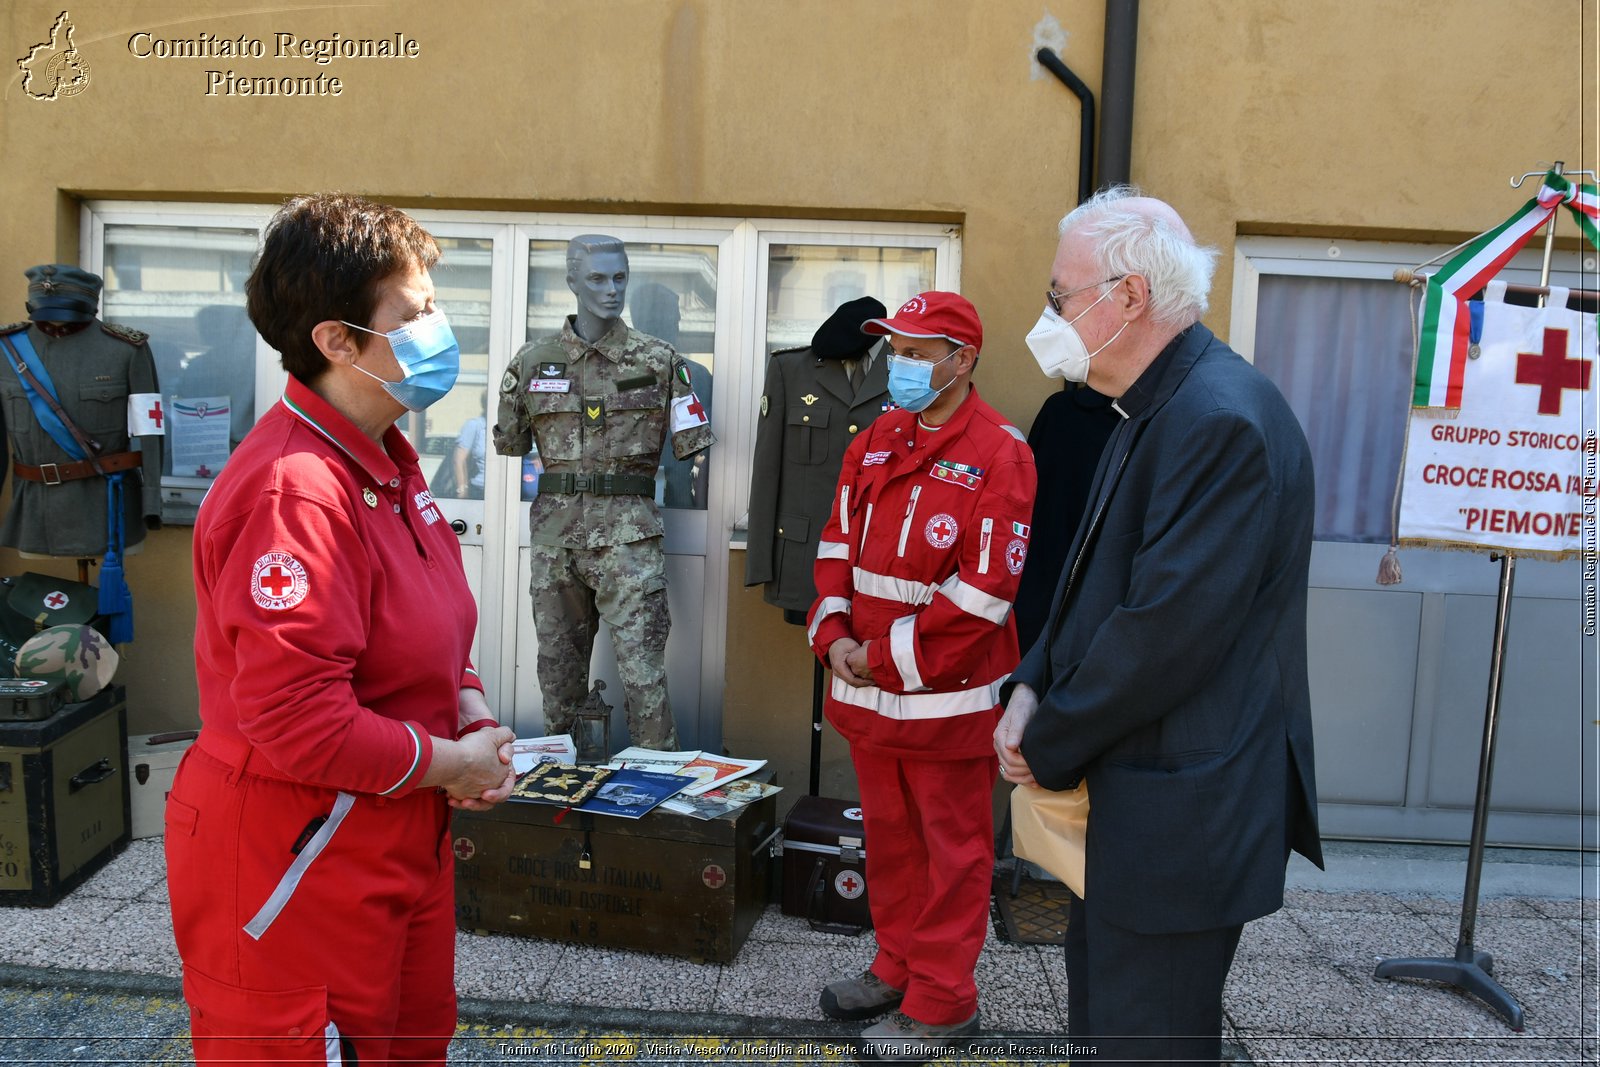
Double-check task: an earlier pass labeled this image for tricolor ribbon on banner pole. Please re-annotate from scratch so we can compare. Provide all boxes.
[1414,170,1600,410]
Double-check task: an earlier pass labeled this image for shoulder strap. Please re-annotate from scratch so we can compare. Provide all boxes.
[0,333,104,470]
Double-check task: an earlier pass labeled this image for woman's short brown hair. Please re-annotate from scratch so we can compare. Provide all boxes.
[246,193,439,383]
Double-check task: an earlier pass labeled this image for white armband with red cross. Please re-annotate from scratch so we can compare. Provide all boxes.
[670,391,709,433]
[128,393,165,436]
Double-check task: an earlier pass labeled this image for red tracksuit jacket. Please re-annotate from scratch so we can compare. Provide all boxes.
[808,387,1037,759]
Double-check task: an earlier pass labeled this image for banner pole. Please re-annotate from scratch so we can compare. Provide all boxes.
[1374,161,1573,1032]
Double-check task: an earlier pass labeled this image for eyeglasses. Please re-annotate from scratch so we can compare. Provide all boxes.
[1046,275,1126,315]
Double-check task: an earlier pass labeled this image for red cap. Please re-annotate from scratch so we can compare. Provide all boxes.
[862,291,983,354]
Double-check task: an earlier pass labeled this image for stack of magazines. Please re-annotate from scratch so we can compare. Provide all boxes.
[503,741,780,821]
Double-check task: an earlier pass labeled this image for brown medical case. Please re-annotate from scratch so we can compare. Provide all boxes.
[452,790,778,963]
[0,685,130,906]
[780,795,872,933]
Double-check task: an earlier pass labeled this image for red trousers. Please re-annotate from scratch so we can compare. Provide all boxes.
[165,735,457,1065]
[851,748,998,1024]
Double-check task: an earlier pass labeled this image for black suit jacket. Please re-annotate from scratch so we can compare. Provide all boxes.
[1009,324,1323,935]
[744,342,891,611]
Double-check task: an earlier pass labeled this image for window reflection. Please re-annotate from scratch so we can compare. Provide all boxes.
[101,225,258,523]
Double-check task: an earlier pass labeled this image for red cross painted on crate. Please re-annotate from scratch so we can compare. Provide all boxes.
[702,864,727,889]
[1515,326,1589,416]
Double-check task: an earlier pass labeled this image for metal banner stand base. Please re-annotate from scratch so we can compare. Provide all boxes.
[1374,946,1523,1032]
[1374,554,1525,1032]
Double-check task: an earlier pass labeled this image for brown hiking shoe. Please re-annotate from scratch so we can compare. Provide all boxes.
[856,1010,981,1064]
[819,969,905,1021]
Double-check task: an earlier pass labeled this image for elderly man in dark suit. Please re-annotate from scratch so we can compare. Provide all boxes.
[997,187,1323,1066]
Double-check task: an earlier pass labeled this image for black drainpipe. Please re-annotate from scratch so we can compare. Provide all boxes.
[1034,47,1095,206]
[1097,0,1139,189]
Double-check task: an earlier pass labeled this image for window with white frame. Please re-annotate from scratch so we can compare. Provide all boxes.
[83,203,958,528]
[1231,236,1595,544]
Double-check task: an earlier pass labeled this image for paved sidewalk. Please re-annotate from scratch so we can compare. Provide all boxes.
[0,839,1594,1064]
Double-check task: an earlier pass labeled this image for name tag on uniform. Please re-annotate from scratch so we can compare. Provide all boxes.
[529,379,571,393]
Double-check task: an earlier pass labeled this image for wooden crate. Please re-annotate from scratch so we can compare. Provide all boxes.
[452,792,778,963]
[0,686,130,906]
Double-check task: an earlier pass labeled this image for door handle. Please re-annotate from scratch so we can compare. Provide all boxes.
[449,518,468,536]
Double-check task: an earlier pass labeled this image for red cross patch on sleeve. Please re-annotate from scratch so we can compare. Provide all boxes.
[251,551,309,611]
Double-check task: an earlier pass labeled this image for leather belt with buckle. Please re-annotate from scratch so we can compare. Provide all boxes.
[14,451,142,485]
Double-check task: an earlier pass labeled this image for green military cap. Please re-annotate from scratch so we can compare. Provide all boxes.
[14,624,119,701]
[25,263,102,323]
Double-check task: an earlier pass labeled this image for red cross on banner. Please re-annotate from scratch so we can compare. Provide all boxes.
[1515,326,1589,415]
[258,565,294,598]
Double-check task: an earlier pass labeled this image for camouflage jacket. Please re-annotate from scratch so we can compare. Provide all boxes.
[0,320,163,556]
[494,317,714,548]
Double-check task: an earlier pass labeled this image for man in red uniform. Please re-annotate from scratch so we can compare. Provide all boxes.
[809,292,1036,1061]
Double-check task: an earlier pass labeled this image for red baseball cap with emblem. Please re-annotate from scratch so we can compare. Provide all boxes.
[862,291,984,354]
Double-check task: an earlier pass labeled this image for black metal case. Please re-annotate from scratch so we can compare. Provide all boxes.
[780,795,872,933]
[0,679,67,722]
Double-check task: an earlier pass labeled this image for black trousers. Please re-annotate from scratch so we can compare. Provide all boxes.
[1065,890,1243,1065]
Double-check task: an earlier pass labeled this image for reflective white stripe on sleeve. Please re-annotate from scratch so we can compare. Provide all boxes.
[829,674,1004,720]
[808,596,853,644]
[852,568,938,605]
[938,573,1012,624]
[978,517,993,575]
[888,614,926,692]
[244,791,357,941]
[817,540,850,561]
[861,502,874,547]
[839,485,851,536]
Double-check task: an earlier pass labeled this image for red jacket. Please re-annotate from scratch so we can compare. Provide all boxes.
[192,377,484,796]
[809,387,1037,759]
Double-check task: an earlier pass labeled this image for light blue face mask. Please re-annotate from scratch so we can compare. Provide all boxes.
[886,347,959,413]
[342,309,461,411]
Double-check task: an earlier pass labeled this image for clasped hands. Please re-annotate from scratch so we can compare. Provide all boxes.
[827,638,876,688]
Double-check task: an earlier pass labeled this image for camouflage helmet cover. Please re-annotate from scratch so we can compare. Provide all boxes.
[15,624,119,701]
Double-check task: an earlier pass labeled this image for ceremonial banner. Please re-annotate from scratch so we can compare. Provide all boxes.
[1399,284,1597,557]
[1395,170,1600,560]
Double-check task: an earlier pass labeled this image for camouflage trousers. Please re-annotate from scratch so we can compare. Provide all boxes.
[527,538,677,750]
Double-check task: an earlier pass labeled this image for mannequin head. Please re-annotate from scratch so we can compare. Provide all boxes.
[566,234,628,343]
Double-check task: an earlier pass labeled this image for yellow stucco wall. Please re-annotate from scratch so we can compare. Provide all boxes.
[0,0,1592,742]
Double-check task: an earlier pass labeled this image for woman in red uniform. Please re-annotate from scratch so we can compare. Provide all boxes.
[166,193,517,1065]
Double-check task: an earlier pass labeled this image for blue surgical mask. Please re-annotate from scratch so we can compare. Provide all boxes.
[342,309,461,411]
[886,348,959,413]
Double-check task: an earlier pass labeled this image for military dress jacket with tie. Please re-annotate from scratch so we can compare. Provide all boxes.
[744,340,892,612]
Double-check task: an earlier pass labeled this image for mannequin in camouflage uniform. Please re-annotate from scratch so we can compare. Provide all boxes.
[494,236,714,749]
[0,265,163,557]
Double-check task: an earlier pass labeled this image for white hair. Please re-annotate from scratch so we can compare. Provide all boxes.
[1058,185,1218,329]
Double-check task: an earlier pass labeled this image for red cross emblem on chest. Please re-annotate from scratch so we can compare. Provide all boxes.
[1515,326,1589,416]
[931,519,952,540]
[1008,543,1026,569]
